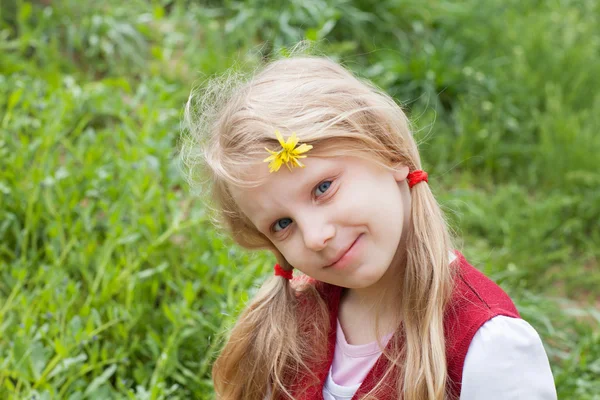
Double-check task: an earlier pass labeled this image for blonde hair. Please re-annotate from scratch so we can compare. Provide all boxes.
[182,56,456,399]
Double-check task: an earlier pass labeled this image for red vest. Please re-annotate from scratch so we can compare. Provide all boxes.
[293,251,520,399]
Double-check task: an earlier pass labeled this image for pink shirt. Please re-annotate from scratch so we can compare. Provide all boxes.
[330,318,394,386]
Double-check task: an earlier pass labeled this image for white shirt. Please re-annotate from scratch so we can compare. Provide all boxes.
[322,315,557,400]
[459,316,557,399]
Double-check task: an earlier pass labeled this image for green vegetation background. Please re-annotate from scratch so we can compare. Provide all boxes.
[1,0,599,398]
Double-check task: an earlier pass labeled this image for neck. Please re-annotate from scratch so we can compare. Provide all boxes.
[341,233,408,327]
[340,179,412,334]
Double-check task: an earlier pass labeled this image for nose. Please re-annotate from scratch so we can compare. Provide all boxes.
[298,216,335,252]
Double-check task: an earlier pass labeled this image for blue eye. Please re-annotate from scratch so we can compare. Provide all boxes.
[315,181,332,196]
[273,217,292,232]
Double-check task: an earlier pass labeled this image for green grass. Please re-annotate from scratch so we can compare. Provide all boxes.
[1,0,599,398]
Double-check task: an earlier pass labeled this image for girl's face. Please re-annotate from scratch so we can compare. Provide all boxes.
[231,155,411,289]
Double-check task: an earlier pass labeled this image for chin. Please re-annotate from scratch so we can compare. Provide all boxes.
[346,268,389,288]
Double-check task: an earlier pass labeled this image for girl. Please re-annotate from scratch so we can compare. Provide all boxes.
[183,56,557,399]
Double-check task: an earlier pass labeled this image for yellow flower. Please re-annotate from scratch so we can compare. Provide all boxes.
[263,130,313,173]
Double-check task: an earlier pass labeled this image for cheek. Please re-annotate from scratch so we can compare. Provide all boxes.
[333,180,373,218]
[350,179,400,216]
[366,184,405,231]
[276,238,307,266]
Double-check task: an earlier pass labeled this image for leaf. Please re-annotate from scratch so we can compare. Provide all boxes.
[84,364,117,396]
[29,341,50,380]
[116,232,142,245]
[183,281,195,306]
[136,262,168,280]
[48,354,88,379]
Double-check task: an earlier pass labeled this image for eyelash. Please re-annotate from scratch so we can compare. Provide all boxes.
[271,179,335,233]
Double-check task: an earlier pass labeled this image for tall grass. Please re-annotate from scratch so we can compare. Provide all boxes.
[1,0,598,398]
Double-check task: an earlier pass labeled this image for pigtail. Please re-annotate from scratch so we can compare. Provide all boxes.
[400,178,455,400]
[212,267,329,400]
[212,275,295,400]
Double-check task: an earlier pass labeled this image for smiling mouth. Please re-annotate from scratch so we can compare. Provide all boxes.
[325,234,362,268]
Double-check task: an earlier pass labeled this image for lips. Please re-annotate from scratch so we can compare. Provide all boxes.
[325,235,362,268]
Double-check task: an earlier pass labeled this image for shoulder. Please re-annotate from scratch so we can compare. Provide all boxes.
[445,252,520,348]
[449,251,520,319]
[460,316,557,399]
[444,252,522,394]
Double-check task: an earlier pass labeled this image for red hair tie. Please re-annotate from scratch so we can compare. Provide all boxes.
[274,264,293,280]
[407,170,428,188]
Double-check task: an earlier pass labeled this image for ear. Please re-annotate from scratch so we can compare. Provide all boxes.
[392,164,409,183]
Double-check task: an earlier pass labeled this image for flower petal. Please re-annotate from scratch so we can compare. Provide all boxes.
[286,132,299,149]
[293,143,313,155]
[263,150,278,162]
[275,130,286,147]
[269,158,283,173]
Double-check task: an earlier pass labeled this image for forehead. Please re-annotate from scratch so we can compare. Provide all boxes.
[229,156,342,226]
